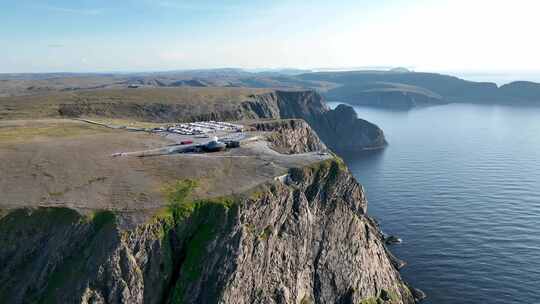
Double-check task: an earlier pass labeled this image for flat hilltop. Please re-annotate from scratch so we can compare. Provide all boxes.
[0,118,329,224]
[0,79,415,304]
[0,85,385,223]
[0,87,270,120]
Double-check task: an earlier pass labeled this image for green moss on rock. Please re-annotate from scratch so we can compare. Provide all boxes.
[359,297,379,304]
[358,288,401,304]
[42,210,116,304]
[300,295,312,304]
[158,180,238,304]
[259,226,272,240]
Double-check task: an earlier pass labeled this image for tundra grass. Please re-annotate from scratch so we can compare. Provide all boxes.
[0,121,111,143]
[81,117,166,129]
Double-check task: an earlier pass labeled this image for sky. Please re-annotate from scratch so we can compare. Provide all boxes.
[2,0,540,74]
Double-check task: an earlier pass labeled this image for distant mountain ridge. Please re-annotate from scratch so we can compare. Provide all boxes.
[297,70,540,108]
[499,81,540,101]
[1,68,539,108]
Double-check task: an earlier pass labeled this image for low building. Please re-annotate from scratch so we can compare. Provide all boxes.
[202,137,227,152]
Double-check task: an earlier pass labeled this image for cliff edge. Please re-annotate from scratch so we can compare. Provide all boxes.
[243,90,387,152]
[36,88,387,152]
[0,119,412,304]
[0,159,414,304]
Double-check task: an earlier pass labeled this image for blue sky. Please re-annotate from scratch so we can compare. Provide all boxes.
[2,0,540,73]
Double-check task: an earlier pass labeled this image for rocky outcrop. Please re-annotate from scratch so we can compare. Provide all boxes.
[0,158,414,304]
[168,79,209,87]
[329,87,446,109]
[250,119,327,154]
[58,102,247,123]
[307,104,387,152]
[216,160,413,304]
[57,90,387,153]
[244,91,387,152]
[242,90,328,120]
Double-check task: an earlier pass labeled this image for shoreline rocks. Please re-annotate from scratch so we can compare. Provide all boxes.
[385,235,403,245]
[411,286,427,302]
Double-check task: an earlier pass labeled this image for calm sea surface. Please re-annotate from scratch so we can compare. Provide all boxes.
[327,102,540,304]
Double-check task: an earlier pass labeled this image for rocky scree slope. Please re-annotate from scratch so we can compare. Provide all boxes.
[57,90,386,152]
[0,157,415,304]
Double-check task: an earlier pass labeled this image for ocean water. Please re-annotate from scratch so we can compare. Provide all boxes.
[327,102,540,304]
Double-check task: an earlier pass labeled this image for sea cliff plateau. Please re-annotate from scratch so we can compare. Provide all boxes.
[0,87,415,304]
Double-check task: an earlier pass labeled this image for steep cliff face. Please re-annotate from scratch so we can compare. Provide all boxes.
[244,91,387,152]
[329,89,445,109]
[306,104,387,152]
[216,160,413,304]
[0,159,414,304]
[250,119,327,154]
[57,90,386,152]
[242,91,328,120]
[58,101,247,123]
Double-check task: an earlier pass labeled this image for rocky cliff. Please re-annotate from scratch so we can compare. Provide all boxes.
[56,90,387,152]
[298,70,540,106]
[306,104,387,152]
[0,157,415,304]
[242,91,387,152]
[250,119,327,154]
[323,83,446,109]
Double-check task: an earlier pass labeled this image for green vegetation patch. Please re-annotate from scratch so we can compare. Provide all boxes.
[259,226,272,240]
[169,198,236,303]
[289,157,345,202]
[0,209,7,220]
[0,208,83,302]
[0,207,80,231]
[359,297,379,304]
[248,182,272,202]
[300,295,312,304]
[43,210,117,303]
[358,288,400,304]
[0,207,117,304]
[329,152,348,171]
[155,179,238,304]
